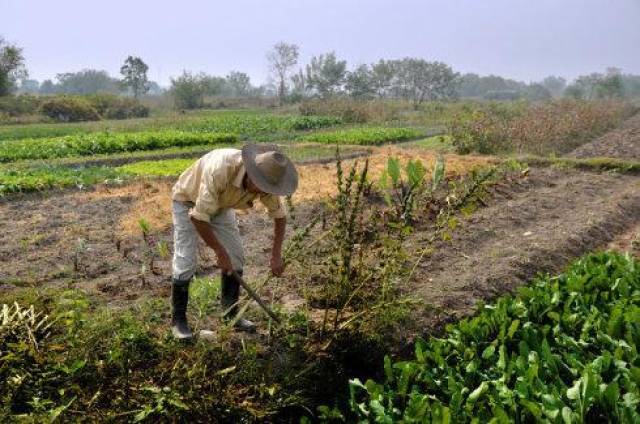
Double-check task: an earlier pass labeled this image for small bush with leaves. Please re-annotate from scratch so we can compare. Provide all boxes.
[86,93,149,120]
[40,96,101,122]
[378,156,445,225]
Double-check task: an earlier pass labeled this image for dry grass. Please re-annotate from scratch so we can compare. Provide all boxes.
[449,99,637,155]
[102,149,495,237]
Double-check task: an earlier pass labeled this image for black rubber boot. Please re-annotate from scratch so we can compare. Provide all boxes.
[171,279,193,340]
[221,270,256,333]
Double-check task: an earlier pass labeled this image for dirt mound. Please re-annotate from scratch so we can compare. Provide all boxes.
[408,167,640,336]
[568,113,640,160]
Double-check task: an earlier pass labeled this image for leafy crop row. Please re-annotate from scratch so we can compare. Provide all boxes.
[0,143,358,195]
[302,127,423,145]
[187,114,341,136]
[0,165,124,195]
[348,252,640,423]
[0,131,237,162]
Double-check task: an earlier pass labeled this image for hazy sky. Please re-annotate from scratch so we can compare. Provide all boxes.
[2,0,639,86]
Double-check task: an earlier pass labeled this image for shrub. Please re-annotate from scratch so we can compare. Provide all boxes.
[449,99,637,155]
[0,94,42,117]
[300,98,398,123]
[285,115,342,130]
[86,93,149,119]
[40,96,101,122]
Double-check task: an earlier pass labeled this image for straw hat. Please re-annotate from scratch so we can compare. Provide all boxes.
[241,143,298,196]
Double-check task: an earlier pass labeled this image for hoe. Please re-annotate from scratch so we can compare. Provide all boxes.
[230,271,281,324]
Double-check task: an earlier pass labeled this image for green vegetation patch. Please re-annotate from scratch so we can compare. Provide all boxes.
[347,252,640,423]
[184,114,342,141]
[0,131,237,162]
[301,127,423,145]
[0,165,125,195]
[0,144,363,195]
[117,158,194,177]
[401,134,454,152]
[0,285,312,421]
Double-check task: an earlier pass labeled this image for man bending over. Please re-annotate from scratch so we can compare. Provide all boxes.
[170,143,298,339]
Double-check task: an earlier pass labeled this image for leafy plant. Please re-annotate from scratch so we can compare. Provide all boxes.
[302,127,423,145]
[317,152,370,334]
[378,156,445,225]
[0,303,55,415]
[347,252,640,423]
[0,130,237,162]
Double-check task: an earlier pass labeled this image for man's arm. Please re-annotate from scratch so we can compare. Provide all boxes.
[191,217,234,274]
[270,217,286,276]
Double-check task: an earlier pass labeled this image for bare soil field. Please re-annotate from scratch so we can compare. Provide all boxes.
[407,167,640,335]
[569,112,640,160]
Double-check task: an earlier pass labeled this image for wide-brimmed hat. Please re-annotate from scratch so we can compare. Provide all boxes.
[241,143,298,196]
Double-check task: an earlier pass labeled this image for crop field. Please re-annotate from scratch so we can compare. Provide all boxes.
[1,104,640,422]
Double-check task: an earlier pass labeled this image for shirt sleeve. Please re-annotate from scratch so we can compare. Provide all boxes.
[259,194,286,219]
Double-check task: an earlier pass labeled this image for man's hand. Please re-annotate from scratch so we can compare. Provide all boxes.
[270,254,284,277]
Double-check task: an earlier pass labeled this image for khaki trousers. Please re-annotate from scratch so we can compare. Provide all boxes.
[171,200,244,281]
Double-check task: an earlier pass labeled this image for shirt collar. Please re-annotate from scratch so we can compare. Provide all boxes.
[233,164,246,189]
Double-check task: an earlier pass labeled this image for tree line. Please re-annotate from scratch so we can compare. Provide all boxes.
[2,37,640,110]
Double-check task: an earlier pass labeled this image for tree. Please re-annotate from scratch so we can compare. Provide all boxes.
[267,42,299,104]
[146,81,164,96]
[391,58,458,107]
[306,52,347,97]
[0,37,27,96]
[290,68,307,99]
[120,56,150,98]
[595,68,624,99]
[345,64,376,99]
[55,70,121,94]
[565,70,625,100]
[225,71,252,97]
[39,79,58,94]
[200,75,227,97]
[170,71,207,109]
[18,78,39,94]
[564,84,585,99]
[524,83,552,101]
[540,76,566,97]
[370,60,396,97]
[456,73,527,98]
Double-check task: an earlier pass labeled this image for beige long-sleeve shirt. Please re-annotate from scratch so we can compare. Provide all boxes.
[171,148,286,223]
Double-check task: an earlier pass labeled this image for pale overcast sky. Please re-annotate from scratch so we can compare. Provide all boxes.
[2,0,639,86]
